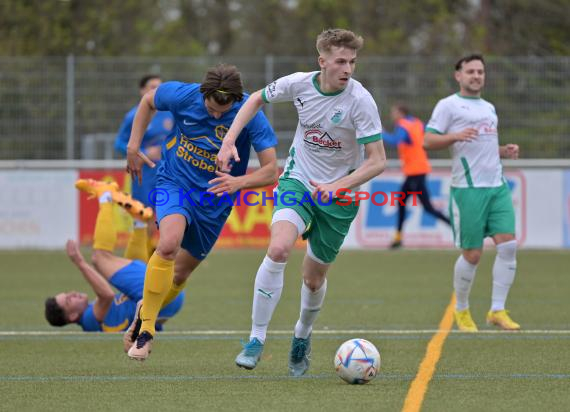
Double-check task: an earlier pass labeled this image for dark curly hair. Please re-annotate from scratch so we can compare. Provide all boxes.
[44,297,68,327]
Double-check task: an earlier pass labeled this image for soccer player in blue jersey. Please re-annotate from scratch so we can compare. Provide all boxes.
[115,75,174,261]
[125,64,278,360]
[44,180,184,335]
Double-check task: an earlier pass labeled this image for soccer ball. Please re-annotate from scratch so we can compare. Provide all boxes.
[334,338,381,384]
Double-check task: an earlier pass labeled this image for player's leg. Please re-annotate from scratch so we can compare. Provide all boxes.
[74,178,133,278]
[416,174,451,226]
[392,177,412,249]
[235,216,301,370]
[131,163,159,257]
[288,198,358,376]
[128,213,186,360]
[450,187,490,332]
[124,219,151,263]
[487,183,520,330]
[236,178,312,370]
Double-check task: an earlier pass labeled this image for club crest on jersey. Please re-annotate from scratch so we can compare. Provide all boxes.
[330,107,344,124]
[304,129,342,150]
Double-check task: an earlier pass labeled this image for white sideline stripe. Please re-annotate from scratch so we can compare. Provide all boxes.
[1,329,569,336]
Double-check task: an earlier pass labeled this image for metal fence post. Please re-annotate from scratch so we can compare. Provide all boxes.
[66,54,75,159]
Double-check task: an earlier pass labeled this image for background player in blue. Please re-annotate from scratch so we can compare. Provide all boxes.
[125,64,278,360]
[44,179,184,335]
[115,75,174,260]
[115,75,174,206]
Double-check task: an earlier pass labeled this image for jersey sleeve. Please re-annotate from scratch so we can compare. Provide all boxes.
[353,92,383,144]
[78,304,102,332]
[261,73,301,103]
[114,109,135,156]
[154,81,186,113]
[245,109,278,152]
[426,100,452,134]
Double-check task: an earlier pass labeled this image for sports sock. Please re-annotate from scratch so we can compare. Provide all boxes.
[454,255,478,311]
[161,279,187,308]
[491,240,517,311]
[294,278,327,339]
[124,224,149,262]
[250,256,286,343]
[93,199,116,252]
[140,252,175,335]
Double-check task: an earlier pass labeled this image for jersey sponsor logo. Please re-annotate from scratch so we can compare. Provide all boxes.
[304,129,342,150]
[475,120,497,135]
[175,134,218,173]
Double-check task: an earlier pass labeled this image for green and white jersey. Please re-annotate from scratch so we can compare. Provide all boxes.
[426,93,502,188]
[262,71,382,195]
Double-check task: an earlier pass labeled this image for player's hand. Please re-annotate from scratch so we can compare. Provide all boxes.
[208,171,244,196]
[65,239,84,265]
[453,128,478,142]
[309,180,336,203]
[216,140,240,172]
[126,149,154,184]
[503,144,519,159]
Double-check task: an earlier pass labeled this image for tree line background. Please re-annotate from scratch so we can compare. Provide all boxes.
[0,0,569,159]
[2,0,569,57]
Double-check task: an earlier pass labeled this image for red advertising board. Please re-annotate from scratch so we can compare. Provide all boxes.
[78,169,286,249]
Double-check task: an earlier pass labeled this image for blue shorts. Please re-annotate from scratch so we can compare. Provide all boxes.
[155,180,232,260]
[109,260,185,318]
[132,163,158,207]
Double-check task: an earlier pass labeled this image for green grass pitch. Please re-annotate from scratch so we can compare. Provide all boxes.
[1,249,569,411]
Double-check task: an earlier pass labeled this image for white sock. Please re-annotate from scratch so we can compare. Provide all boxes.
[250,256,286,343]
[294,278,327,339]
[491,240,517,311]
[133,219,147,229]
[99,191,113,204]
[454,255,478,311]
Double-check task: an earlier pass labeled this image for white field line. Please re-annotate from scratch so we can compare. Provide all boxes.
[1,329,569,336]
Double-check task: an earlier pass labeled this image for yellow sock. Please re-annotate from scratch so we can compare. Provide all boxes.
[162,279,187,308]
[140,252,175,335]
[124,227,149,262]
[93,202,116,252]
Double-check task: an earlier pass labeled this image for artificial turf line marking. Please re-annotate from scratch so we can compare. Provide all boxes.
[402,293,456,412]
[1,329,570,336]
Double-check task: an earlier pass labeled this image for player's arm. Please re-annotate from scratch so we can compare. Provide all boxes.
[114,113,133,156]
[217,90,265,171]
[424,128,478,150]
[499,144,519,159]
[66,240,114,322]
[126,89,158,183]
[209,147,278,195]
[310,140,386,202]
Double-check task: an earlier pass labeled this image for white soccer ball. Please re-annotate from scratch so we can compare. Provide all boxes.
[334,338,381,384]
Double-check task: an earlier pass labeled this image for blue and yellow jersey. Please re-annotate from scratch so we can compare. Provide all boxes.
[114,105,174,156]
[154,82,277,196]
[78,292,184,332]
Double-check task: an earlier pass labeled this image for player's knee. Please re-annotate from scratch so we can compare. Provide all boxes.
[303,277,325,292]
[267,243,291,262]
[497,239,517,262]
[463,249,482,265]
[155,240,180,260]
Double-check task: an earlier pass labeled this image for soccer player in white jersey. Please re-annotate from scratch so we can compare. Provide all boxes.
[217,28,386,376]
[424,54,521,332]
